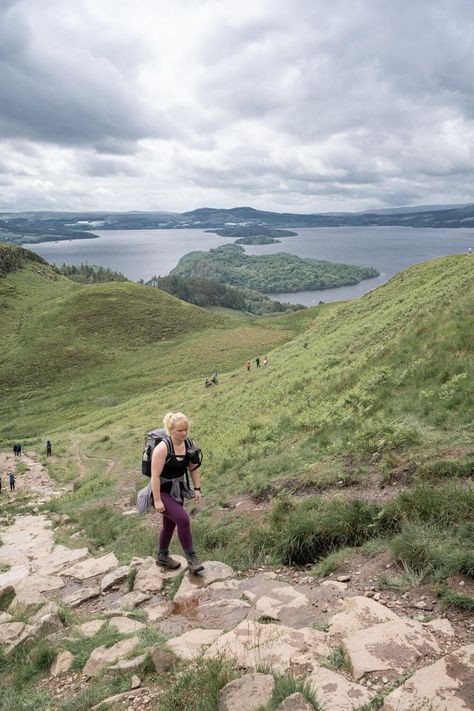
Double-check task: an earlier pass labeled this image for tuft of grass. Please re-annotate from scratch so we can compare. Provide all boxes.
[158,658,240,711]
[126,568,137,592]
[438,586,474,611]
[269,673,321,709]
[379,561,431,591]
[274,498,383,566]
[322,645,352,674]
[0,587,15,612]
[165,570,185,600]
[311,547,353,578]
[390,518,474,580]
[420,457,474,480]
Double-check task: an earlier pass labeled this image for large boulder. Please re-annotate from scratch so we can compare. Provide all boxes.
[307,665,373,710]
[218,673,275,711]
[343,618,444,680]
[108,616,146,634]
[174,561,235,602]
[100,566,130,591]
[82,636,140,677]
[64,552,119,580]
[275,693,316,710]
[204,620,329,674]
[50,650,74,676]
[328,596,400,640]
[381,644,474,711]
[166,628,224,660]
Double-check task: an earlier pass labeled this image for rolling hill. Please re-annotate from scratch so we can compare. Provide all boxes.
[1,242,473,710]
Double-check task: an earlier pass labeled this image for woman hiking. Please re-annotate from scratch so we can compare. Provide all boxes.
[151,412,204,574]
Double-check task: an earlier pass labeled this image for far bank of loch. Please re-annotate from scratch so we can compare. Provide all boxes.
[26,226,474,305]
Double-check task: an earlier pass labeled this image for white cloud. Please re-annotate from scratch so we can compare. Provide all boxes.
[0,0,474,212]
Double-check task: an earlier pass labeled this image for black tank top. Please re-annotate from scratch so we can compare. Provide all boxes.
[160,447,188,494]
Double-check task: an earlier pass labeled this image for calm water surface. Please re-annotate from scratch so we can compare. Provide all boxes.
[27,226,474,305]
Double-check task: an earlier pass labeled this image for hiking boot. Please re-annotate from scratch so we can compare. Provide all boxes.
[156,552,181,569]
[185,551,204,574]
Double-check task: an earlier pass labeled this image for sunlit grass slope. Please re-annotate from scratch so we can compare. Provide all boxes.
[1,245,473,588]
[87,252,472,497]
[0,244,317,437]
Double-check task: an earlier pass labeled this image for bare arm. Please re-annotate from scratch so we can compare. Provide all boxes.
[189,464,202,504]
[151,441,168,512]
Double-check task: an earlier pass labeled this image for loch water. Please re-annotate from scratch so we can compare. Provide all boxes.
[28,225,474,305]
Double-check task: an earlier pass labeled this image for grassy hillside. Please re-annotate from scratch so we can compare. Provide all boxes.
[0,244,317,436]
[1,245,473,606]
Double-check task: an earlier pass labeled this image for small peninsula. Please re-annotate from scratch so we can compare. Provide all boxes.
[206,225,297,244]
[170,243,380,293]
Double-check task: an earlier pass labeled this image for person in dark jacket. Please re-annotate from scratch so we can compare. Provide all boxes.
[46,440,52,457]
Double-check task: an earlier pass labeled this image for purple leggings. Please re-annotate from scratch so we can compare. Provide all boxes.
[158,492,193,553]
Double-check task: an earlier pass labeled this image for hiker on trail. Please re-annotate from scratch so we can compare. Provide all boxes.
[263,356,269,366]
[246,361,251,371]
[151,411,204,574]
[46,440,52,457]
[13,443,18,457]
[8,471,15,491]
[205,377,212,388]
[255,356,260,368]
[211,371,218,385]
[16,443,22,456]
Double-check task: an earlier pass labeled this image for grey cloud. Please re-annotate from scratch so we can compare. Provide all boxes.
[78,154,141,177]
[1,0,474,212]
[0,4,165,150]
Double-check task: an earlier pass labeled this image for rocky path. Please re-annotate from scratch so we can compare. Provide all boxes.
[0,454,473,710]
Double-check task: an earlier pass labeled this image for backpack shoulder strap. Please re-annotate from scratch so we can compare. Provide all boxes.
[162,435,173,459]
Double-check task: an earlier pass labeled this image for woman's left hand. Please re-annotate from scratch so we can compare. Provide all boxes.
[194,490,202,504]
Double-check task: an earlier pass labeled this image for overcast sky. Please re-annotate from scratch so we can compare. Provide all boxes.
[1,0,473,214]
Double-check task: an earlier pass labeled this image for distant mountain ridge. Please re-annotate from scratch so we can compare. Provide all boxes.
[1,202,474,244]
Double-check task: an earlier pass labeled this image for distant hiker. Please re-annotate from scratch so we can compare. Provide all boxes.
[303,341,308,348]
[469,247,472,254]
[17,443,22,456]
[205,378,212,388]
[13,443,18,457]
[8,471,15,491]
[255,357,260,368]
[151,412,204,574]
[211,371,218,385]
[263,356,268,366]
[46,440,52,457]
[246,361,251,371]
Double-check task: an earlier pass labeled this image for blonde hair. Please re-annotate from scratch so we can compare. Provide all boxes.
[163,411,189,435]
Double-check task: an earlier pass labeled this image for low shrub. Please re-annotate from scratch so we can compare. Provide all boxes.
[385,482,474,528]
[275,498,381,565]
[438,586,474,611]
[420,458,474,479]
[390,520,474,579]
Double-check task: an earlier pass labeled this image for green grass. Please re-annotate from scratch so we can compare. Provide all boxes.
[0,255,313,437]
[322,644,352,674]
[1,247,473,582]
[0,246,473,710]
[158,658,240,711]
[438,586,474,611]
